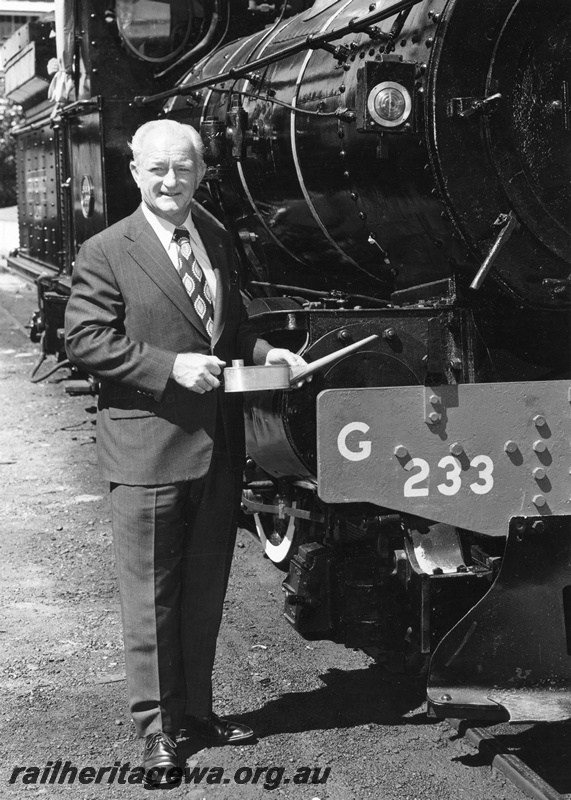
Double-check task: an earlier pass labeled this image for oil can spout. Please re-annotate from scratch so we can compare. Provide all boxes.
[288,334,379,383]
[224,334,379,392]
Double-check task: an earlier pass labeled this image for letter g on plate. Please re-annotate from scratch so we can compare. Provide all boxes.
[337,422,371,461]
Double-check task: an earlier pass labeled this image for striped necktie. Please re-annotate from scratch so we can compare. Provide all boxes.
[172,226,214,338]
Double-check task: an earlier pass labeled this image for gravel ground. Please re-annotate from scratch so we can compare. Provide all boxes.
[0,270,562,800]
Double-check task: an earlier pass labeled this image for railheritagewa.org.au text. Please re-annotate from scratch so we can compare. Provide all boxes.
[9,761,331,789]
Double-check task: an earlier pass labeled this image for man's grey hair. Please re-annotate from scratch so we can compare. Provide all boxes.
[129,119,205,166]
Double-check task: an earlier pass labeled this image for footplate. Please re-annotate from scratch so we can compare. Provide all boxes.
[427,515,571,722]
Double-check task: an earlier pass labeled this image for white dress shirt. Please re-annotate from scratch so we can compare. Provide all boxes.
[141,203,217,304]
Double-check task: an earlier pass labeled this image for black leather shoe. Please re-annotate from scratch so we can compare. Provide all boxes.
[185,712,254,744]
[143,731,181,785]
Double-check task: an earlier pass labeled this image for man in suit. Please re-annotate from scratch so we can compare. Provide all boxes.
[65,119,307,783]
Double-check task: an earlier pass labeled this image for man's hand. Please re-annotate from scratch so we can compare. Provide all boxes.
[171,353,226,393]
[265,348,312,387]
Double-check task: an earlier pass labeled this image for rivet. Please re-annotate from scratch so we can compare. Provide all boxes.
[440,694,452,702]
[428,411,441,424]
[504,440,518,453]
[533,415,546,427]
[533,495,547,507]
[429,394,439,405]
[533,467,546,480]
[533,440,547,453]
[394,445,409,458]
[449,442,463,456]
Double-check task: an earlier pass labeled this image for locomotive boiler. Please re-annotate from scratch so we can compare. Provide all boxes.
[4,0,571,723]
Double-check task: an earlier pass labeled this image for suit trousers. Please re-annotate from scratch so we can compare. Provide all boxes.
[110,440,243,738]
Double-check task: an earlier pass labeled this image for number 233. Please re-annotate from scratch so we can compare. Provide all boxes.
[404,455,494,497]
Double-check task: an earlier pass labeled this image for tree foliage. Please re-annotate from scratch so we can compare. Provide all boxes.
[0,97,24,208]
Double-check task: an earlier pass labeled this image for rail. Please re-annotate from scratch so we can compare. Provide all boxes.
[451,720,566,800]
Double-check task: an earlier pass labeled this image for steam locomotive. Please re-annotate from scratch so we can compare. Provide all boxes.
[4,0,571,723]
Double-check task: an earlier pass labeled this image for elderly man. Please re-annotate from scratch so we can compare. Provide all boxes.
[65,119,306,783]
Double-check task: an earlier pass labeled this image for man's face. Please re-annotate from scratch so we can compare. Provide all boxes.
[129,128,205,226]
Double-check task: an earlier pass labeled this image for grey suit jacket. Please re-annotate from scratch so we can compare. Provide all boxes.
[65,202,271,484]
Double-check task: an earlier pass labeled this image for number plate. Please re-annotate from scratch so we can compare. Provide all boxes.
[316,381,571,536]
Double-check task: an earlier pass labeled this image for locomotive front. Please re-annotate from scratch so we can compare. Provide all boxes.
[151,0,571,723]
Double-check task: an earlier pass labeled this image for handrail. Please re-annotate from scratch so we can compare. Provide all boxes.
[134,0,424,106]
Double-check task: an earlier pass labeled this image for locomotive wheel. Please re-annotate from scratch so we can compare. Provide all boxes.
[254,505,299,570]
[252,495,314,571]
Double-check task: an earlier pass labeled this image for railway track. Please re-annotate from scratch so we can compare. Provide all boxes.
[451,720,570,800]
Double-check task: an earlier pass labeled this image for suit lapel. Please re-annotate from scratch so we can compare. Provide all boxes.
[125,208,211,342]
